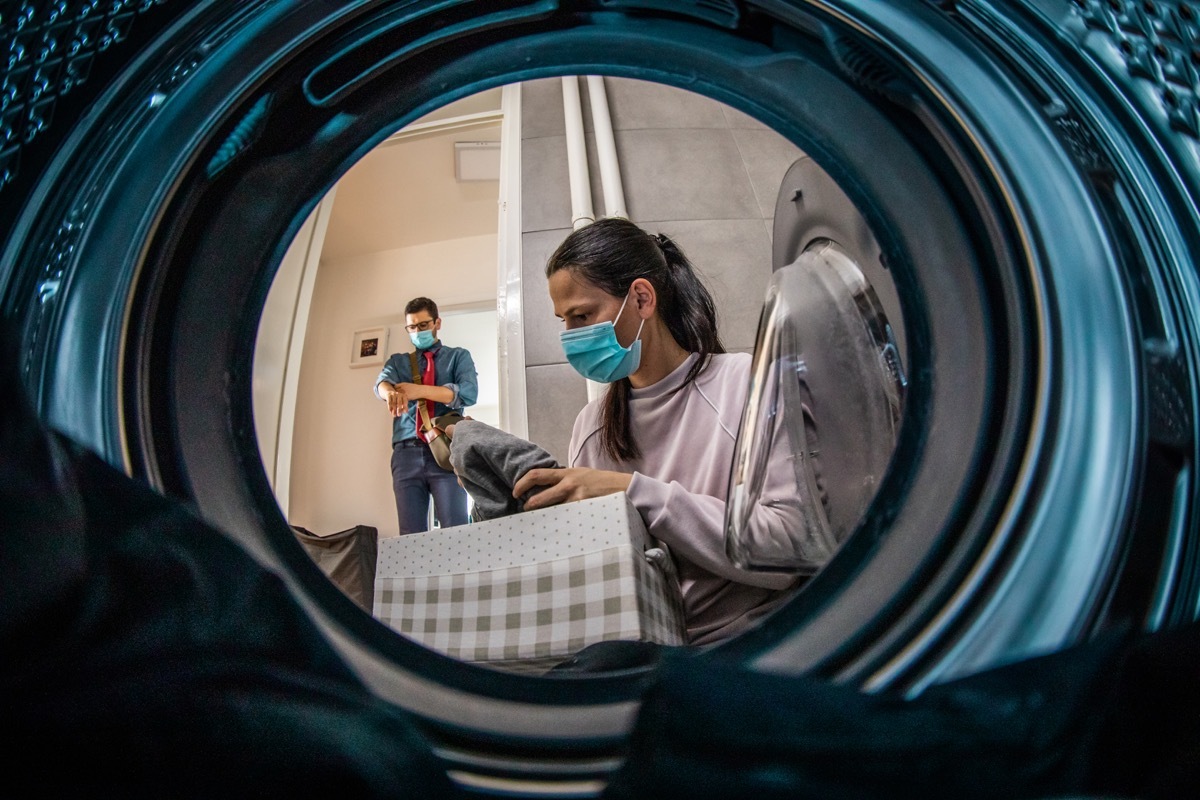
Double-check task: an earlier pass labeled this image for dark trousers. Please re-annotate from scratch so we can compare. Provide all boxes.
[390,439,469,534]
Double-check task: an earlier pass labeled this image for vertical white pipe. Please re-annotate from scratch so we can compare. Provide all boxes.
[561,76,595,230]
[584,75,627,403]
[586,75,627,219]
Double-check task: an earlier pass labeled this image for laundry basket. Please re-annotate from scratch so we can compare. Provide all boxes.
[373,494,686,673]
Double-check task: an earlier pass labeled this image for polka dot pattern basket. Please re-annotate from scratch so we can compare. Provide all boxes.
[373,493,686,671]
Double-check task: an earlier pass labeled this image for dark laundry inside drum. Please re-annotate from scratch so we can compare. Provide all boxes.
[0,321,463,798]
[602,622,1200,800]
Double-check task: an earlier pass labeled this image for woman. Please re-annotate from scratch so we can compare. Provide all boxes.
[513,217,799,646]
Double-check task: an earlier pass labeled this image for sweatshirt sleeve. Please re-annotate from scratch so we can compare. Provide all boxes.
[625,472,798,590]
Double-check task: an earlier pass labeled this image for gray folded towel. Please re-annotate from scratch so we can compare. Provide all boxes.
[448,420,561,521]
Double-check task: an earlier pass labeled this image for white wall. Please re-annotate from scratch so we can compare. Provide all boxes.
[441,307,501,429]
[286,234,498,539]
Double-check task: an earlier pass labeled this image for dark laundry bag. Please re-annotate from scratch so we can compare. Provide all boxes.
[0,321,463,799]
[602,621,1200,800]
[292,524,378,611]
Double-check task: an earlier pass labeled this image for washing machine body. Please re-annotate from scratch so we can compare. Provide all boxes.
[2,1,1198,792]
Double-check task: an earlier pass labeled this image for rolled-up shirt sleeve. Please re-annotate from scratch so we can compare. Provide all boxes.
[442,350,478,410]
[374,356,403,399]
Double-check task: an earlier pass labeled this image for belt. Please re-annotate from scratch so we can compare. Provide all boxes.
[396,438,426,448]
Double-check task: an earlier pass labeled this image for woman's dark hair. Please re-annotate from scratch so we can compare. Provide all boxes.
[546,217,724,462]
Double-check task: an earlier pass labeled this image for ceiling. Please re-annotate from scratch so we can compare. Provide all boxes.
[319,88,504,262]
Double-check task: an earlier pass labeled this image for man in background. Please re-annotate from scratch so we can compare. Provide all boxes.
[375,297,477,533]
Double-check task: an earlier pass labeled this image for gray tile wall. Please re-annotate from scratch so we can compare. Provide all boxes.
[520,76,805,452]
[526,364,589,466]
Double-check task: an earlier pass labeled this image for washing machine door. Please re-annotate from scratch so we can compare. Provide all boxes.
[727,239,905,573]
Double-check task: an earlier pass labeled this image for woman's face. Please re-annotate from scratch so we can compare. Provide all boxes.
[549,268,630,334]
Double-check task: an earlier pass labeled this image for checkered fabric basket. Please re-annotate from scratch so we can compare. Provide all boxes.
[373,494,686,670]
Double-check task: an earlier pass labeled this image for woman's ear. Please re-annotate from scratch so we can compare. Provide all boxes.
[631,277,657,319]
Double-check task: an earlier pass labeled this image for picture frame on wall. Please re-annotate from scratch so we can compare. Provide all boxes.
[350,327,388,368]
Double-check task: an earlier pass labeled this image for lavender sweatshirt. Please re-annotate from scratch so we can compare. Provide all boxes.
[569,353,799,645]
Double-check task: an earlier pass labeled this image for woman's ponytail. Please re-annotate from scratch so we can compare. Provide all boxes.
[652,231,724,365]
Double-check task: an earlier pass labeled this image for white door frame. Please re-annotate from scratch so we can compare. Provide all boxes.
[272,188,337,517]
[496,83,529,438]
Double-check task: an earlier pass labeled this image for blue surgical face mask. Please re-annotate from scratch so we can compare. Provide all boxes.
[560,291,646,383]
[410,329,436,350]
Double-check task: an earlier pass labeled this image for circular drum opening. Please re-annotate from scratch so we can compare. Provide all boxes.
[4,0,1199,791]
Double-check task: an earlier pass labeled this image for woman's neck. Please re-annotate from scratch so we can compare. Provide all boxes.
[629,319,691,389]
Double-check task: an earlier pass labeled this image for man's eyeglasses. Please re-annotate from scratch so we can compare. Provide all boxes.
[405,319,437,333]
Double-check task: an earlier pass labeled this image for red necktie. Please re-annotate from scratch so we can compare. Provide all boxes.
[422,351,436,428]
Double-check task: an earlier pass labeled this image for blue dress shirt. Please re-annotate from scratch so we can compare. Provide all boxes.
[374,342,478,444]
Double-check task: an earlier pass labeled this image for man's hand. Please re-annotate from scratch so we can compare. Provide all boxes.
[385,385,407,417]
[512,467,633,511]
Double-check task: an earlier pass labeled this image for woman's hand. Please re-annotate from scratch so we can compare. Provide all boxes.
[513,467,633,511]
[442,416,471,439]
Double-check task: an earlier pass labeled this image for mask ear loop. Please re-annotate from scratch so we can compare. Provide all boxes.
[613,290,631,321]
[614,289,647,348]
[630,316,646,346]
